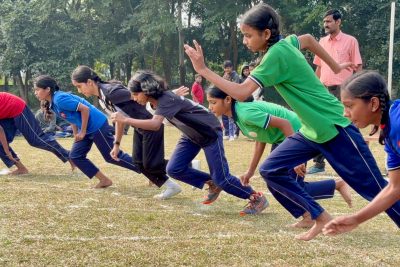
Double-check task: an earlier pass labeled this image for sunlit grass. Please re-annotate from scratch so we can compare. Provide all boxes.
[0,126,398,266]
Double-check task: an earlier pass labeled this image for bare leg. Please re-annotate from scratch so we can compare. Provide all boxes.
[68,159,77,172]
[93,171,113,189]
[289,211,315,228]
[10,161,29,175]
[295,211,332,241]
[335,179,352,208]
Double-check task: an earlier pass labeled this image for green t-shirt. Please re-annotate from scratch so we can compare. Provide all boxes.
[233,101,301,144]
[249,35,350,143]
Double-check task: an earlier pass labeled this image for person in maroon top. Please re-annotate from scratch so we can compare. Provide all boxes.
[191,74,204,104]
[0,92,72,175]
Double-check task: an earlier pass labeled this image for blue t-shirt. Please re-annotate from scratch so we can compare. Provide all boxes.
[51,91,107,134]
[385,99,400,171]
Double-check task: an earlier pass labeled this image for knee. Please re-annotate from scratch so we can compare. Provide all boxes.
[259,161,273,180]
[103,154,115,164]
[166,163,186,178]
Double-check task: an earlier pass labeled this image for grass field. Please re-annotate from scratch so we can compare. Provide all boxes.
[0,125,399,266]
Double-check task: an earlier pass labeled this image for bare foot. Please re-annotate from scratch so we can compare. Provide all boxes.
[295,211,332,241]
[93,179,113,189]
[289,213,315,228]
[10,168,29,175]
[11,161,29,175]
[336,179,352,208]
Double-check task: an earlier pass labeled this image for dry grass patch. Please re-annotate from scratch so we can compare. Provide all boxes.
[0,126,399,266]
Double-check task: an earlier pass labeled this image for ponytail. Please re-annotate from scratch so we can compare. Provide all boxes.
[72,65,105,84]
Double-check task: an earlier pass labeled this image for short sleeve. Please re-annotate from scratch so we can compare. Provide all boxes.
[154,93,183,119]
[240,108,271,129]
[285,35,300,50]
[350,38,362,65]
[385,143,400,170]
[54,94,80,111]
[106,86,132,105]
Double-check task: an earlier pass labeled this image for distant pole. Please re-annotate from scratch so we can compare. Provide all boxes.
[388,1,395,98]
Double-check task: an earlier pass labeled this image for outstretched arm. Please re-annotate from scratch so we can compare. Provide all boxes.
[240,141,266,186]
[111,112,164,131]
[324,169,400,235]
[184,41,259,101]
[298,34,355,74]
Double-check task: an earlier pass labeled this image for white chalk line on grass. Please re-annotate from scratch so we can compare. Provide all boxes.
[16,233,246,243]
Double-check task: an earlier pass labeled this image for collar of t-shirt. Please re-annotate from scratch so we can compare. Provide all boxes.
[329,31,343,41]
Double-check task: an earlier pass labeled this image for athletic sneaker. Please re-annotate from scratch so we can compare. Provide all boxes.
[153,186,182,200]
[202,180,222,205]
[307,166,325,174]
[239,192,269,216]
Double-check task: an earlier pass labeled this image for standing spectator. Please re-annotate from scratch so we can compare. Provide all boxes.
[240,64,250,83]
[222,60,240,141]
[191,74,204,104]
[308,9,362,174]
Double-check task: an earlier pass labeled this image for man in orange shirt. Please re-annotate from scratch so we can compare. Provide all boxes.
[308,9,363,174]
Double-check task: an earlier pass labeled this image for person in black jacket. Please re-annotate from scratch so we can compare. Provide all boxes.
[71,65,182,200]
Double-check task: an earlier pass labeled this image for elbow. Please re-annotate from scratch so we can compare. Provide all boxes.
[151,122,162,131]
[300,34,313,49]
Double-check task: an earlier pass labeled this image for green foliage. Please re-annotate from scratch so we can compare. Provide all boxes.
[0,0,399,104]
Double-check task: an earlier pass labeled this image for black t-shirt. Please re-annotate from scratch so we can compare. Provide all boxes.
[98,83,152,120]
[155,91,222,147]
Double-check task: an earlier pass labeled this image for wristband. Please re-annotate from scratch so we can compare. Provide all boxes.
[114,141,120,146]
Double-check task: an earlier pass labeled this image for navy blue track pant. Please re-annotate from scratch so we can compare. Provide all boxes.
[260,124,400,226]
[166,131,254,199]
[0,107,69,167]
[70,121,140,178]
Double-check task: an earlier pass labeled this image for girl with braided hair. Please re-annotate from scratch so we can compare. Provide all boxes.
[33,75,141,189]
[111,70,269,216]
[184,3,400,240]
[0,92,71,175]
[323,71,400,235]
[70,65,182,199]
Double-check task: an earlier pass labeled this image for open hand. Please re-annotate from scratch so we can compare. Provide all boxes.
[323,215,360,236]
[183,40,207,74]
[173,86,189,97]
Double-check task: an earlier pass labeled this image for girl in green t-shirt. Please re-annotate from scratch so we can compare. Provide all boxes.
[207,86,352,228]
[184,3,400,241]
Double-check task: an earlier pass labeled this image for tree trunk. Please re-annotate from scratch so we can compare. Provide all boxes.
[177,1,186,86]
[160,38,172,85]
[15,71,29,105]
[230,21,238,69]
[4,74,9,92]
[125,54,133,83]
[109,61,115,79]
